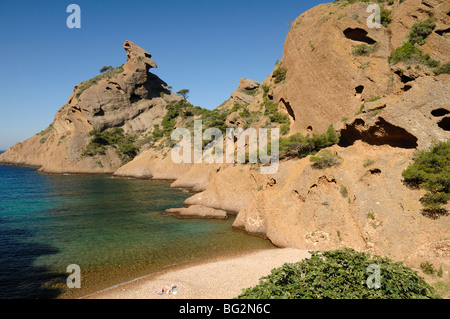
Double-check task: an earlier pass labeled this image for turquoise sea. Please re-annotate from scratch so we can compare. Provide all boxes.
[0,153,273,299]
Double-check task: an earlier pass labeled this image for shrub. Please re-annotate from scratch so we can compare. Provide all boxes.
[278,124,339,159]
[272,66,287,83]
[280,123,290,136]
[389,42,428,65]
[352,42,379,56]
[420,261,436,275]
[402,140,450,217]
[152,124,164,141]
[408,18,436,46]
[237,248,439,299]
[340,185,348,197]
[434,63,450,76]
[99,66,113,73]
[231,103,244,113]
[82,127,138,162]
[310,149,342,169]
[380,6,392,27]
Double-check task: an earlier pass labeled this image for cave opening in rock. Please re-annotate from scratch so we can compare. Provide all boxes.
[437,117,450,131]
[339,117,418,148]
[431,108,450,117]
[355,85,364,95]
[343,28,376,44]
[395,70,414,83]
[402,85,412,92]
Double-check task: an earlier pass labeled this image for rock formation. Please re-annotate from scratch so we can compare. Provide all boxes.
[0,41,181,173]
[1,0,449,282]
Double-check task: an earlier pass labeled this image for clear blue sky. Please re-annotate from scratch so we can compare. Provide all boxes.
[0,0,326,150]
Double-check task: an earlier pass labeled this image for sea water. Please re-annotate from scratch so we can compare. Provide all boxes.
[0,158,273,299]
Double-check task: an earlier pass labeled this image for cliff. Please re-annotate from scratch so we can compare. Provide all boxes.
[1,0,449,280]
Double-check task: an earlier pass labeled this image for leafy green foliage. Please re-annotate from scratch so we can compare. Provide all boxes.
[152,124,164,141]
[99,66,113,73]
[237,248,440,299]
[402,140,450,218]
[380,6,392,27]
[272,65,287,83]
[389,18,440,68]
[278,124,340,159]
[82,127,138,162]
[434,63,450,76]
[408,18,436,46]
[420,261,436,275]
[280,123,290,136]
[176,89,190,99]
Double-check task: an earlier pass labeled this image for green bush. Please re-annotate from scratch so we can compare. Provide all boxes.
[237,248,439,299]
[82,127,138,162]
[388,41,440,67]
[434,63,450,76]
[272,66,287,83]
[280,123,290,136]
[420,261,436,276]
[408,18,436,46]
[152,124,164,141]
[99,66,113,73]
[310,149,342,169]
[402,140,450,217]
[278,124,340,159]
[380,6,392,27]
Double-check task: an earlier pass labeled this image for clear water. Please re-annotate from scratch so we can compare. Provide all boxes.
[0,160,274,299]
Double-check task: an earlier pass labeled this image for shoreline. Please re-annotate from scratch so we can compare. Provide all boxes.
[83,247,310,299]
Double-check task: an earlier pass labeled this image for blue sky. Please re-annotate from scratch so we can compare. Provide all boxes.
[0,0,326,150]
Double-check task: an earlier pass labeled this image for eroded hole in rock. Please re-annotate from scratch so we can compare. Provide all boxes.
[435,27,450,36]
[431,108,450,117]
[402,85,412,92]
[369,168,381,175]
[395,70,414,83]
[280,98,296,120]
[94,109,104,117]
[130,93,141,103]
[339,117,418,148]
[355,85,364,95]
[343,28,376,44]
[307,126,313,132]
[438,117,450,131]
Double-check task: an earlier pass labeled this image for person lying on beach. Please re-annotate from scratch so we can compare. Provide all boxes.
[157,283,178,295]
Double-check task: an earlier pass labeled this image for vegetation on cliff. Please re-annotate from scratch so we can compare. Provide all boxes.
[237,248,440,299]
[279,124,340,159]
[82,128,138,162]
[402,140,450,218]
[389,18,440,69]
